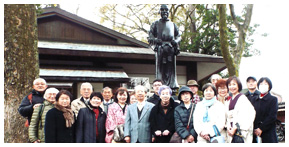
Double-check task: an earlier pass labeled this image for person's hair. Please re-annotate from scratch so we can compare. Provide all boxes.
[80,82,93,90]
[257,77,273,92]
[90,92,104,102]
[158,85,172,96]
[44,87,59,99]
[102,86,112,93]
[55,90,73,102]
[215,79,228,92]
[33,78,47,85]
[114,87,130,104]
[130,91,135,96]
[202,83,217,96]
[226,76,242,92]
[134,85,147,93]
[210,74,222,82]
[152,79,163,84]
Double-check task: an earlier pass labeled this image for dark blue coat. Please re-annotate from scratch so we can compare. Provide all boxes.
[18,89,45,124]
[174,102,197,142]
[76,106,106,143]
[250,93,278,143]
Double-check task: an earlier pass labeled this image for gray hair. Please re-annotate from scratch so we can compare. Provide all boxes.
[44,87,59,99]
[33,78,47,85]
[80,82,93,90]
[134,85,147,92]
[102,86,112,93]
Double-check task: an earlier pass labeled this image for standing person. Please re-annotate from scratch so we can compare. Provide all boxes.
[215,79,231,104]
[71,82,93,117]
[129,91,137,105]
[187,80,202,104]
[225,76,255,143]
[18,78,48,127]
[194,83,226,143]
[149,85,179,143]
[250,77,278,143]
[124,85,155,143]
[76,92,106,143]
[45,90,75,143]
[101,87,114,113]
[105,87,130,143]
[210,74,222,87]
[174,86,198,143]
[245,76,261,102]
[147,79,163,105]
[29,87,59,143]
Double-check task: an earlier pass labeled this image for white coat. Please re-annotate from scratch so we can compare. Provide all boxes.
[225,94,256,143]
[194,100,226,143]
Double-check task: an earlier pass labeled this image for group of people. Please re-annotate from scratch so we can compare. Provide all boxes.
[18,74,279,143]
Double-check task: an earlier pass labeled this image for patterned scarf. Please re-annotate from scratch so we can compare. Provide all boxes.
[55,102,75,128]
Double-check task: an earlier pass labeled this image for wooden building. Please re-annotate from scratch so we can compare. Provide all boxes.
[37,7,226,99]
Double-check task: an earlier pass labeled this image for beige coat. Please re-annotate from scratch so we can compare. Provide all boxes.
[194,100,226,143]
[225,94,256,143]
[71,97,88,118]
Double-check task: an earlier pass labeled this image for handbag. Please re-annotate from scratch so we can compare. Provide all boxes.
[112,124,125,142]
[231,123,244,143]
[169,103,195,143]
[210,125,225,143]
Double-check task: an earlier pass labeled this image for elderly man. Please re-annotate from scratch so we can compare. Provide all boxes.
[100,86,114,113]
[71,82,93,117]
[18,78,48,126]
[124,85,155,143]
[187,80,202,104]
[147,79,163,105]
[210,74,222,86]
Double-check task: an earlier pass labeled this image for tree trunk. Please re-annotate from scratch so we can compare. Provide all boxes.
[4,4,39,143]
[217,4,237,76]
[229,4,253,75]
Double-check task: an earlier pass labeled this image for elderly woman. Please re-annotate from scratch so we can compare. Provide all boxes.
[250,77,278,143]
[45,90,75,143]
[149,85,179,143]
[105,87,130,143]
[193,83,226,143]
[76,92,106,143]
[215,79,230,104]
[225,76,255,143]
[29,87,59,143]
[174,86,198,143]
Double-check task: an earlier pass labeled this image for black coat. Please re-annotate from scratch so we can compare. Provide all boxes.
[45,108,76,143]
[149,98,179,143]
[250,93,278,143]
[147,94,161,105]
[76,106,106,143]
[18,89,45,124]
[245,90,261,103]
[174,102,198,142]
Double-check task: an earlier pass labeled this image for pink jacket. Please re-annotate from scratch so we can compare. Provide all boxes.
[105,102,128,143]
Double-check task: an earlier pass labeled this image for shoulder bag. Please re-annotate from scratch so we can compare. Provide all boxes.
[210,125,225,143]
[169,103,195,143]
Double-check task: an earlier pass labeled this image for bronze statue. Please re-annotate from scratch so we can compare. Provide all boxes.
[148,4,181,90]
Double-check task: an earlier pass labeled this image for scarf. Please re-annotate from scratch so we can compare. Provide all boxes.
[55,102,75,128]
[202,96,217,122]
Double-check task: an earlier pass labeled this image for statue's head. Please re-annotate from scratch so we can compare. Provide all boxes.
[159,4,169,20]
